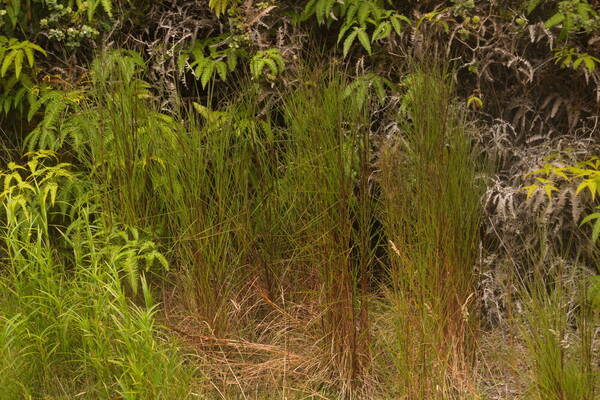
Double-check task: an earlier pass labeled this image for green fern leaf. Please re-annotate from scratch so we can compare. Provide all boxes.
[176,54,189,72]
[253,59,266,79]
[316,0,327,24]
[262,58,279,76]
[1,50,17,77]
[24,42,46,55]
[13,87,27,109]
[24,47,34,67]
[584,57,596,72]
[273,54,285,73]
[215,61,228,81]
[356,84,367,110]
[226,51,238,71]
[194,57,210,76]
[324,0,336,22]
[124,250,139,295]
[345,3,358,25]
[358,1,371,25]
[372,21,391,41]
[201,62,215,89]
[576,2,593,19]
[301,0,318,21]
[13,50,23,79]
[342,78,361,99]
[145,250,169,271]
[343,30,359,57]
[3,97,10,114]
[4,74,17,91]
[338,23,353,44]
[390,15,402,35]
[545,13,565,29]
[27,91,55,121]
[87,0,98,22]
[101,0,113,17]
[357,29,372,55]
[209,0,230,17]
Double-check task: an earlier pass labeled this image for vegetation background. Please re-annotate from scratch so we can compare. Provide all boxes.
[0,0,599,399]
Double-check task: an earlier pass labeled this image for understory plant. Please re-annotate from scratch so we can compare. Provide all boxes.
[275,69,375,393]
[525,156,600,241]
[31,52,376,397]
[377,62,485,399]
[0,152,195,399]
[520,256,598,400]
[153,68,376,394]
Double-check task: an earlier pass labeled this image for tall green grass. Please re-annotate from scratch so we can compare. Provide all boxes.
[151,97,277,334]
[376,63,485,398]
[0,152,195,399]
[15,48,595,400]
[152,69,375,392]
[41,51,376,396]
[70,49,175,229]
[520,257,598,400]
[43,50,272,334]
[275,70,375,391]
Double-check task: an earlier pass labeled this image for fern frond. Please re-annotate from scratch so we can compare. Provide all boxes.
[101,0,113,17]
[208,0,234,17]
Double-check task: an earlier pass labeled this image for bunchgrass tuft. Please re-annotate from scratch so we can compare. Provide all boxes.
[520,256,598,400]
[376,61,485,399]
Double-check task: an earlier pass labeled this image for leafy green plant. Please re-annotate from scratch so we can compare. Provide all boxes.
[0,36,45,80]
[524,156,600,241]
[0,0,114,51]
[302,0,411,57]
[0,36,45,115]
[208,0,236,17]
[553,47,600,73]
[342,72,395,109]
[0,71,33,114]
[250,48,284,81]
[23,88,87,150]
[44,0,116,22]
[23,49,152,153]
[0,0,22,29]
[178,36,245,89]
[528,0,600,39]
[0,152,194,399]
[95,225,170,295]
[0,150,74,236]
[41,0,102,47]
[1,151,169,296]
[78,0,115,21]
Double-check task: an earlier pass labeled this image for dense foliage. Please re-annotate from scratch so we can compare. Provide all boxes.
[0,1,598,399]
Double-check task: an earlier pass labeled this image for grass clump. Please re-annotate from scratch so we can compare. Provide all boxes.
[521,259,598,400]
[376,62,485,398]
[275,70,374,392]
